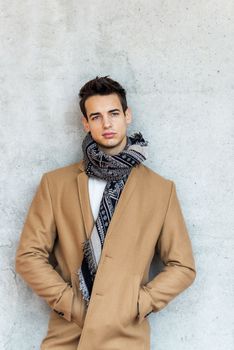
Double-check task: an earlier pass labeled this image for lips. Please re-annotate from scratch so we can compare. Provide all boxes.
[103,132,116,137]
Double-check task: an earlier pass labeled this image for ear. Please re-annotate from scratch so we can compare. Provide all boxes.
[125,107,132,125]
[81,116,90,132]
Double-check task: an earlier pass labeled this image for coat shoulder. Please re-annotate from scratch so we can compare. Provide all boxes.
[137,164,174,208]
[140,163,173,189]
[43,160,84,182]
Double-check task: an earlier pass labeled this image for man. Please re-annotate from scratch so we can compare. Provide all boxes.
[15,76,196,350]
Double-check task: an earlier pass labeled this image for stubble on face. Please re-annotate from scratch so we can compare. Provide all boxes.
[82,94,132,156]
[97,133,127,152]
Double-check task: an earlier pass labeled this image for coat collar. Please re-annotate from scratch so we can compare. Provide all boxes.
[76,159,140,239]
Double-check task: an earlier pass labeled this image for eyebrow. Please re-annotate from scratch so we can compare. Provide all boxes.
[88,109,121,118]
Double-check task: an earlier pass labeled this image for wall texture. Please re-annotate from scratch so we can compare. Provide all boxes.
[1,1,234,349]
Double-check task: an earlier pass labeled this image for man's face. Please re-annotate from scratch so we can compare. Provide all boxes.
[81,93,132,155]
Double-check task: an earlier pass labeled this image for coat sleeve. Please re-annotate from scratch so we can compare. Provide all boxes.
[15,174,79,324]
[137,180,196,323]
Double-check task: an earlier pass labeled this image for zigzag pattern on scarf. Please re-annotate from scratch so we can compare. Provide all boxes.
[77,131,149,308]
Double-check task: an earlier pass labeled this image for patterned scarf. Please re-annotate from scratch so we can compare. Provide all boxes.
[77,131,149,308]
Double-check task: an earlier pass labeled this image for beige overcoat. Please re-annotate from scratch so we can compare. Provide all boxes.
[15,160,196,350]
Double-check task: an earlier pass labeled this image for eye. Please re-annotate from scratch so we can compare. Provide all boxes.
[92,115,99,120]
[111,112,119,116]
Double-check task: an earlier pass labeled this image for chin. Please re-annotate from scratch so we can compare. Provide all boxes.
[99,141,118,149]
[100,137,118,145]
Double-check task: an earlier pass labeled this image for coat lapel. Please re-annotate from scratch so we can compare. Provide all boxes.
[77,162,95,239]
[103,166,138,239]
[76,160,139,240]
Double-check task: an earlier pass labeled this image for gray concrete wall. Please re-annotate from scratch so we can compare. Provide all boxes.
[1,1,233,349]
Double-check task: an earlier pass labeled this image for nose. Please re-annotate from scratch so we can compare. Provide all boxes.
[102,115,112,128]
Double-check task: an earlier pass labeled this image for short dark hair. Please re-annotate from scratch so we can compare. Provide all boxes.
[79,75,128,120]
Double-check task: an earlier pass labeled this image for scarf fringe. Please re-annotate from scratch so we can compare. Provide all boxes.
[82,239,97,276]
[77,268,90,307]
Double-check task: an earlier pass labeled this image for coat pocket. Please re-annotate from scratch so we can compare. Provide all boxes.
[131,274,141,321]
[122,274,141,327]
